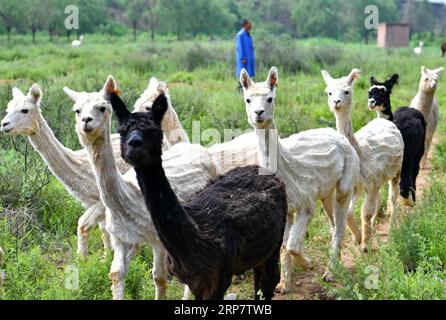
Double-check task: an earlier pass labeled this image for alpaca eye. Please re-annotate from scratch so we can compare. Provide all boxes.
[267,97,273,103]
[146,107,151,111]
[21,109,29,114]
[75,110,80,115]
[246,99,251,104]
[344,91,349,95]
[328,92,332,96]
[100,107,106,113]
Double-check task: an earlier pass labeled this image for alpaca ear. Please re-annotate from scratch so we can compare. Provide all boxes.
[370,76,378,85]
[110,92,131,124]
[385,74,399,89]
[266,67,279,90]
[433,67,444,75]
[421,65,428,75]
[27,84,42,104]
[148,77,158,92]
[63,87,81,102]
[240,69,252,90]
[12,87,25,100]
[102,75,119,100]
[347,68,361,85]
[321,70,333,84]
[151,93,168,125]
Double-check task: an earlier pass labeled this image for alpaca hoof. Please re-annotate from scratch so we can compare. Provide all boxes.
[398,197,414,207]
[275,281,290,294]
[322,270,335,282]
[288,250,313,270]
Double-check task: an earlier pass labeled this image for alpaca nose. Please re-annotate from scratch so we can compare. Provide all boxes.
[334,100,341,105]
[1,121,10,128]
[255,110,264,117]
[368,98,375,103]
[82,117,93,123]
[128,138,143,148]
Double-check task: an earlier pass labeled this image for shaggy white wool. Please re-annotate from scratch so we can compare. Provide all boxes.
[68,76,217,300]
[322,69,404,251]
[410,66,443,167]
[241,67,360,292]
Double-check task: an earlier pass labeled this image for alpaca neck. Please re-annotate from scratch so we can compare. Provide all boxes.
[134,163,203,264]
[335,110,364,159]
[162,102,190,145]
[377,101,393,121]
[416,87,435,120]
[255,121,281,170]
[254,120,295,182]
[28,113,97,202]
[83,119,138,221]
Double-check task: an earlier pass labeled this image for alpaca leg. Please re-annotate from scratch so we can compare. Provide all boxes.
[388,175,400,228]
[276,220,293,294]
[109,237,133,300]
[255,245,281,300]
[361,189,378,252]
[208,273,232,300]
[77,203,105,258]
[98,220,112,252]
[286,210,313,270]
[371,192,382,227]
[152,242,168,300]
[346,192,361,244]
[421,128,433,168]
[321,196,335,228]
[323,190,350,282]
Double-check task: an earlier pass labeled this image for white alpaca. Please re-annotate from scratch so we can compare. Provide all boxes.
[133,77,190,148]
[240,67,361,292]
[414,41,424,55]
[0,85,125,258]
[321,69,404,251]
[0,81,188,258]
[410,66,444,168]
[72,35,84,48]
[64,76,217,300]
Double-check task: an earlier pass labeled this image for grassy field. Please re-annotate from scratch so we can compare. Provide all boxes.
[0,34,445,300]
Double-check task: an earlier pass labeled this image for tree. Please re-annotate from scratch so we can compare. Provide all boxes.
[126,0,145,41]
[0,0,25,41]
[292,0,344,39]
[25,0,47,43]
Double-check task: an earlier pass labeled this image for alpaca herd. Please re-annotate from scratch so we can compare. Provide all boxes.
[0,64,442,300]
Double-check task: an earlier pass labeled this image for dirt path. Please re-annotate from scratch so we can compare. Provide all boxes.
[271,135,439,300]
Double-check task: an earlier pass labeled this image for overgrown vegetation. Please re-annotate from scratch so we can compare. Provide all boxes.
[0,35,445,299]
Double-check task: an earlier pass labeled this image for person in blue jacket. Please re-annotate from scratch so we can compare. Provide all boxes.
[236,19,255,79]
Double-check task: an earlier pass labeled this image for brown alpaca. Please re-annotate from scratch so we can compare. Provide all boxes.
[441,43,446,57]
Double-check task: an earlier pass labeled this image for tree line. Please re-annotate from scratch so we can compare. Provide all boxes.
[0,0,444,42]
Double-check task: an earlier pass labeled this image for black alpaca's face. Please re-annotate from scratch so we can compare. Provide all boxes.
[111,91,168,168]
[368,74,398,113]
[118,114,164,167]
[368,85,388,112]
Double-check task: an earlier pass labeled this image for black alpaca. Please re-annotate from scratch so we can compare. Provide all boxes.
[368,74,426,203]
[111,92,287,300]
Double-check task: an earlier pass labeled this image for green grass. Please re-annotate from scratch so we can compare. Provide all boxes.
[0,34,445,300]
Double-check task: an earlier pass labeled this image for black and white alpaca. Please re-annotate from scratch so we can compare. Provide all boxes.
[111,92,287,300]
[368,74,426,204]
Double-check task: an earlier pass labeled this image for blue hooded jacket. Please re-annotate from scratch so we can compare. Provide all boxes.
[235,29,255,77]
